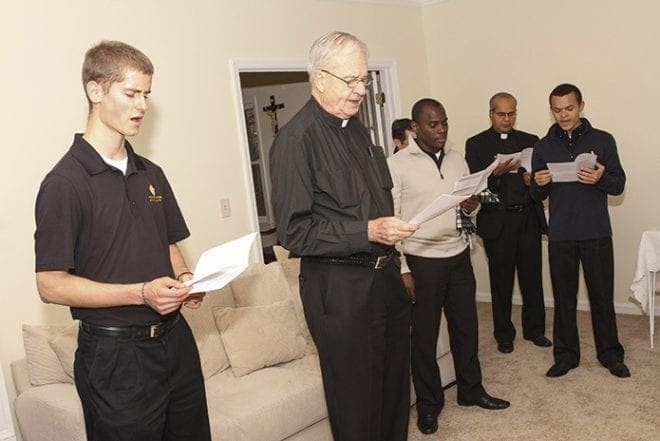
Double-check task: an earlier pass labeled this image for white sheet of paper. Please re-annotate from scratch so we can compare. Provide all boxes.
[547,152,597,183]
[451,158,499,196]
[184,232,257,293]
[520,148,533,172]
[575,152,597,170]
[497,148,534,173]
[546,162,578,182]
[497,152,521,163]
[408,158,498,225]
[409,194,470,225]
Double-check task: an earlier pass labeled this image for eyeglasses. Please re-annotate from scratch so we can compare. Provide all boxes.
[492,111,517,119]
[321,69,373,89]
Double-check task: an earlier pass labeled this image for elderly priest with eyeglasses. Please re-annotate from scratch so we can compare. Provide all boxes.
[269,31,419,441]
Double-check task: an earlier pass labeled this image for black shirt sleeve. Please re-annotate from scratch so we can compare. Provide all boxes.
[34,174,80,272]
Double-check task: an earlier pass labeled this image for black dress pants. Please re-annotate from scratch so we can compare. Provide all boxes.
[74,316,211,441]
[548,237,625,367]
[483,207,546,343]
[299,258,411,441]
[407,249,485,417]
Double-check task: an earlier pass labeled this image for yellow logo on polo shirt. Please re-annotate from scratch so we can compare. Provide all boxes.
[148,183,162,203]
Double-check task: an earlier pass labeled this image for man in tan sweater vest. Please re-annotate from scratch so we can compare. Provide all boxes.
[388,98,509,436]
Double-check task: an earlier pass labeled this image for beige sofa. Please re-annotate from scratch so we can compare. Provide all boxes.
[11,248,455,441]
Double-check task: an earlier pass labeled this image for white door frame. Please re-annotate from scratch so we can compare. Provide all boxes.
[229,59,402,262]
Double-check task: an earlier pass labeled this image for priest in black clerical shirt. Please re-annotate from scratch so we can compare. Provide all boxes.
[465,92,551,355]
[269,31,418,441]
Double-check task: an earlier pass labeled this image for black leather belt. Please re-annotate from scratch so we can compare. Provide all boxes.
[80,313,180,339]
[311,251,398,269]
[505,204,531,212]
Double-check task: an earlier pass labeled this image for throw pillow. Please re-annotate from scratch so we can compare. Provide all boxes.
[213,300,306,377]
[22,323,76,386]
[48,323,79,379]
[230,262,289,307]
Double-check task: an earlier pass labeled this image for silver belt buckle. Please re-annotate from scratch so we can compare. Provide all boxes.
[374,255,389,269]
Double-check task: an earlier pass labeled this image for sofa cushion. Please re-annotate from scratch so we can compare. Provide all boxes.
[181,285,234,379]
[22,324,77,386]
[204,358,326,441]
[213,300,307,377]
[230,262,289,306]
[13,382,86,441]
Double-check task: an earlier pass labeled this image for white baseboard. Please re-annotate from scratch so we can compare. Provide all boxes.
[475,291,660,316]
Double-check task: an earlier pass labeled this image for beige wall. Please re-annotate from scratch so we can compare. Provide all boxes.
[0,0,428,432]
[420,0,660,312]
[2,0,658,436]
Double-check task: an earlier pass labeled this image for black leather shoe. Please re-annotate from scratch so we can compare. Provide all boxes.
[607,361,631,378]
[545,362,576,377]
[497,341,514,353]
[416,413,438,434]
[527,335,552,347]
[458,393,510,410]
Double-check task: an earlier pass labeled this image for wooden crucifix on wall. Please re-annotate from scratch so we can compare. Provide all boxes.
[262,95,285,135]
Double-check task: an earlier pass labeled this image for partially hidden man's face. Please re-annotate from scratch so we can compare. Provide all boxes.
[316,45,368,119]
[89,68,152,137]
[489,97,517,134]
[550,92,584,135]
[394,132,412,150]
[412,104,448,153]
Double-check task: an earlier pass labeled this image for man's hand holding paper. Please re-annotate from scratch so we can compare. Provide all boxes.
[495,154,521,176]
[368,216,419,245]
[459,195,479,213]
[577,161,605,185]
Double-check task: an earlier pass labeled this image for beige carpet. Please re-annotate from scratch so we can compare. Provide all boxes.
[407,302,660,441]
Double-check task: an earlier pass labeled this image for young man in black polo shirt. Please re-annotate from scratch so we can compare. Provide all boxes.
[34,41,211,441]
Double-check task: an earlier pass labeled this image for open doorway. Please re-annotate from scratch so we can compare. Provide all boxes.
[232,60,401,262]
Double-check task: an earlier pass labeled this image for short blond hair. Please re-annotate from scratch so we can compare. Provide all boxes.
[82,41,153,107]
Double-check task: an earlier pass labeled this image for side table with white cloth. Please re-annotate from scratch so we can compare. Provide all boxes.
[630,229,660,348]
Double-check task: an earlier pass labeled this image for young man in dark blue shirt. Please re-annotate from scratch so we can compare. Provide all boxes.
[531,83,629,379]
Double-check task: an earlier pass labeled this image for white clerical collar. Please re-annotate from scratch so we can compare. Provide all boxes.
[341,119,349,128]
[500,133,508,140]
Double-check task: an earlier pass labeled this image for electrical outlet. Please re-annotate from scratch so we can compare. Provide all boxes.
[220,198,231,218]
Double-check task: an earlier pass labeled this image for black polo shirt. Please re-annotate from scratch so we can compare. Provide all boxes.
[34,134,190,326]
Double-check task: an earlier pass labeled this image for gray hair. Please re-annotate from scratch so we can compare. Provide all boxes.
[489,92,517,110]
[307,31,368,76]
